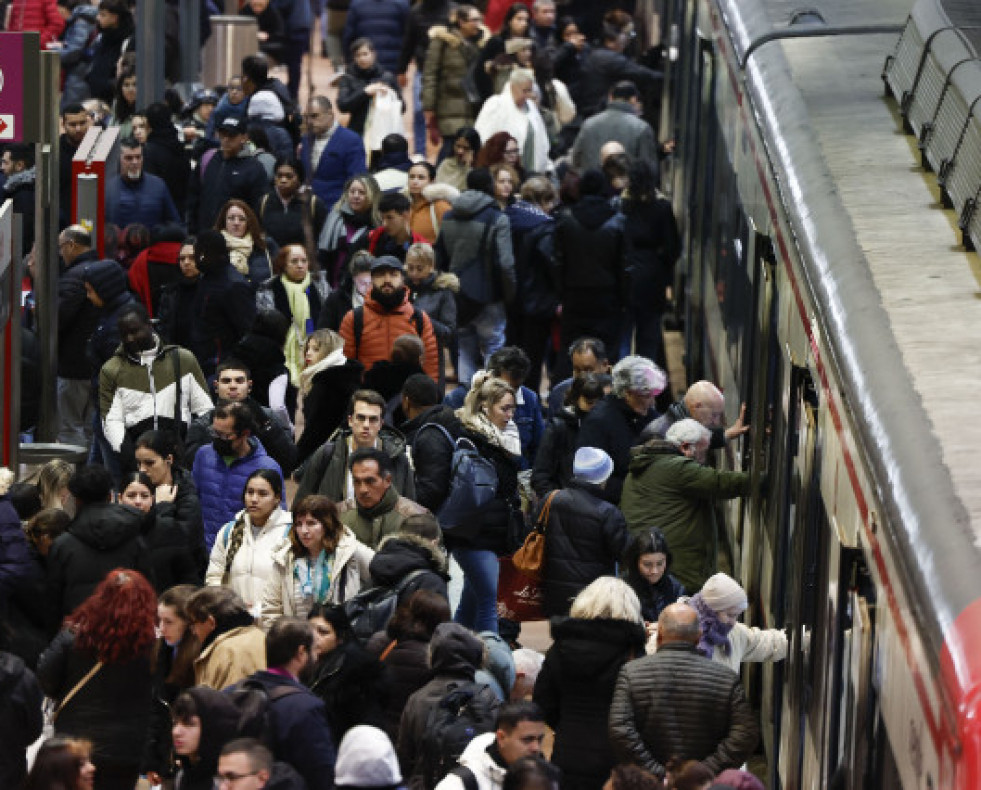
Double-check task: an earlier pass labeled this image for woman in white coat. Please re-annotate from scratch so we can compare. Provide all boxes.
[259,494,374,629]
[205,469,291,617]
[474,68,552,175]
[680,572,788,672]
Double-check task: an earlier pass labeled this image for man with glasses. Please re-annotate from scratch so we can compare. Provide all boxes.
[299,95,365,208]
[215,739,307,789]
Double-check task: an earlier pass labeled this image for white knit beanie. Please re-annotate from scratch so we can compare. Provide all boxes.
[700,573,748,614]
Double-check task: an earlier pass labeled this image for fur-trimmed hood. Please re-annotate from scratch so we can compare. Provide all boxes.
[369,533,449,586]
[428,23,489,48]
[422,182,460,204]
[433,272,460,293]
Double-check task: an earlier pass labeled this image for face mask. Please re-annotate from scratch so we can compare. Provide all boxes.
[212,437,236,456]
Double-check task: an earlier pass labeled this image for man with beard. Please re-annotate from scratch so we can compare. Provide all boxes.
[98,303,213,471]
[58,103,92,228]
[105,138,182,230]
[338,255,439,382]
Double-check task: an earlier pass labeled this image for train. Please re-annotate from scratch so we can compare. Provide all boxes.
[660,0,981,786]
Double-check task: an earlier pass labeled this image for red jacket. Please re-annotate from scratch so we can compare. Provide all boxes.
[366,226,428,256]
[339,291,440,382]
[128,241,182,318]
[7,0,65,47]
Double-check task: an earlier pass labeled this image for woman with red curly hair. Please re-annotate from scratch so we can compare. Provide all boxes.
[37,569,157,790]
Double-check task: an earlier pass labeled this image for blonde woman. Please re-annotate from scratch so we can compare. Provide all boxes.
[296,329,365,465]
[318,174,381,288]
[259,494,374,629]
[38,459,73,511]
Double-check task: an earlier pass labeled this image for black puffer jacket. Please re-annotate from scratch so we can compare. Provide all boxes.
[530,407,582,497]
[46,503,154,628]
[576,394,657,504]
[336,63,401,136]
[189,258,257,376]
[626,571,685,624]
[0,651,43,789]
[369,534,450,603]
[297,358,365,465]
[405,406,465,513]
[454,427,522,554]
[368,633,433,743]
[554,196,626,318]
[608,642,759,777]
[540,481,632,616]
[142,467,207,589]
[533,617,646,790]
[308,640,388,740]
[144,124,192,217]
[37,629,153,767]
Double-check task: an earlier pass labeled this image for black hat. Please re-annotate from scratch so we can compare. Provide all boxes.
[370,255,404,273]
[217,116,248,135]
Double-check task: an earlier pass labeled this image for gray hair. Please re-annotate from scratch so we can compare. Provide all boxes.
[569,576,643,626]
[666,418,712,447]
[611,355,664,398]
[509,68,535,86]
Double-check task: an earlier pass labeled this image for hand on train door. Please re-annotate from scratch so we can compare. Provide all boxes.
[724,403,750,442]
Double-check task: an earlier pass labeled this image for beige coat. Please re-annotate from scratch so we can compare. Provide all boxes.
[193,625,267,689]
[258,527,375,629]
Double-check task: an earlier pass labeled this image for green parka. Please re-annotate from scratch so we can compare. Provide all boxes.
[422,25,487,137]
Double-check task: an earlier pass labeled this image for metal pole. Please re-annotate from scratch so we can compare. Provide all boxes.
[179,0,203,91]
[137,0,166,107]
[34,51,60,443]
[8,215,22,470]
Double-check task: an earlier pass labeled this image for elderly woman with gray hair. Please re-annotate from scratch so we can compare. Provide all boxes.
[576,355,667,503]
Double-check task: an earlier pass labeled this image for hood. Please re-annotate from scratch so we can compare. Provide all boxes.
[378,425,408,459]
[428,25,480,47]
[458,733,504,778]
[506,201,553,235]
[429,622,484,677]
[3,167,36,193]
[571,195,617,230]
[248,90,285,122]
[69,503,143,551]
[376,149,413,172]
[422,182,459,204]
[628,439,683,474]
[334,725,403,789]
[82,259,129,304]
[70,4,98,22]
[184,686,242,768]
[0,651,29,695]
[451,190,496,219]
[369,535,448,586]
[432,271,460,293]
[549,617,647,678]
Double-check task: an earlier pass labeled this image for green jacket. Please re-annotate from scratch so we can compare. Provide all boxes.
[336,486,430,549]
[620,440,750,593]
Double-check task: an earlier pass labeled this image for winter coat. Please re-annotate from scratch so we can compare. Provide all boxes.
[4,167,35,254]
[7,0,64,47]
[409,184,457,243]
[205,507,292,611]
[621,194,681,312]
[422,25,485,136]
[99,340,213,454]
[317,278,357,330]
[142,636,194,778]
[128,241,184,318]
[397,0,452,73]
[243,670,338,790]
[337,63,402,136]
[533,617,646,790]
[434,732,506,790]
[191,437,285,551]
[272,0,312,37]
[0,651,43,789]
[259,188,329,250]
[530,407,583,497]
[572,102,659,172]
[301,127,367,211]
[105,173,181,230]
[317,201,375,287]
[83,262,136,376]
[339,289,440,381]
[608,642,759,777]
[369,533,449,602]
[406,406,466,513]
[507,202,558,318]
[256,272,331,335]
[296,426,415,503]
[576,394,657,503]
[86,20,133,101]
[297,356,365,464]
[367,226,428,260]
[172,686,242,789]
[230,333,291,410]
[0,496,33,615]
[627,572,685,625]
[474,86,551,174]
[578,47,661,119]
[343,0,410,74]
[46,504,154,628]
[373,635,433,742]
[409,272,458,368]
[186,148,268,234]
[620,440,750,592]
[58,4,98,105]
[193,621,267,689]
[185,401,298,475]
[554,196,626,316]
[5,543,50,668]
[434,190,516,307]
[337,487,430,549]
[397,624,499,788]
[37,629,153,767]
[540,481,632,616]
[308,640,389,739]
[676,596,789,673]
[143,468,207,589]
[188,258,258,376]
[144,124,192,217]
[647,400,726,451]
[57,250,102,379]
[258,527,374,627]
[157,276,200,350]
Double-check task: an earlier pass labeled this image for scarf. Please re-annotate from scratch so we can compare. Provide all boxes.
[458,409,522,456]
[691,592,736,658]
[292,549,333,612]
[300,346,348,395]
[222,231,254,276]
[281,272,313,388]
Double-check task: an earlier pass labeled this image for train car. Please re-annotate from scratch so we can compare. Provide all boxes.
[664,0,981,786]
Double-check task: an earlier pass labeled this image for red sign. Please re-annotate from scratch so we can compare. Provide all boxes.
[0,33,39,143]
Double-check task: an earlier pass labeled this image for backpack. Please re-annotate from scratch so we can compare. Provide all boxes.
[224,678,305,749]
[340,568,428,644]
[351,304,425,359]
[418,682,497,790]
[417,423,498,534]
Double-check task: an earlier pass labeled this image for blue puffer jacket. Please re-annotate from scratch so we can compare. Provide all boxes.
[272,0,312,38]
[342,0,410,74]
[191,438,284,551]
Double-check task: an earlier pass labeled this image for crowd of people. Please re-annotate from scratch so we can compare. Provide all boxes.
[0,0,791,788]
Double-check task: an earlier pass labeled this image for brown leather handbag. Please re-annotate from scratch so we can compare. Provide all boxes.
[512,491,558,582]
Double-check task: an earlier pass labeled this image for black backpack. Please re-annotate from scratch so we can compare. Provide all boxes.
[224,678,305,749]
[340,568,428,644]
[417,681,498,790]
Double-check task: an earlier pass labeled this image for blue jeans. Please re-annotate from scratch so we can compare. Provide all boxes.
[452,548,499,633]
[413,71,426,156]
[458,301,507,387]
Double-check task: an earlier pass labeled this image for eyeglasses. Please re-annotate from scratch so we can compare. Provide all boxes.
[214,771,259,787]
[504,148,520,155]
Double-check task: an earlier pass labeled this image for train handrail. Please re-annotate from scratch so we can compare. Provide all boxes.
[738,24,904,68]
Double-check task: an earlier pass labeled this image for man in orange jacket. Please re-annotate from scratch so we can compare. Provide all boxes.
[339,255,440,382]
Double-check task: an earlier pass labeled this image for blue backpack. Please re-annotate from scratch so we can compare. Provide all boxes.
[418,423,498,533]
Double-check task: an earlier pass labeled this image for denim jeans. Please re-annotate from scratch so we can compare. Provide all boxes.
[413,71,426,156]
[458,301,507,388]
[452,547,499,633]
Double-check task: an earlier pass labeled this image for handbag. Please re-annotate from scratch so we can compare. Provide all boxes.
[512,491,557,582]
[497,556,545,622]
